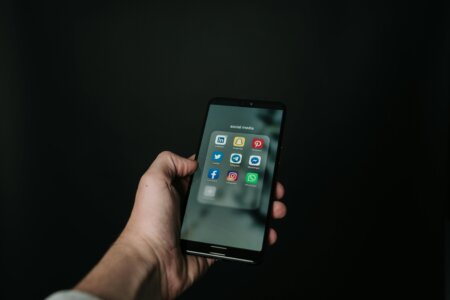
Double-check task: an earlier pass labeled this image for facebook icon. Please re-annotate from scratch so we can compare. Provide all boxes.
[207,168,220,180]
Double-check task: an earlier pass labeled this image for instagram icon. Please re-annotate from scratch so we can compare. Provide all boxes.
[226,171,239,182]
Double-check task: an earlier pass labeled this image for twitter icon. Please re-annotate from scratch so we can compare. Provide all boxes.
[211,151,223,162]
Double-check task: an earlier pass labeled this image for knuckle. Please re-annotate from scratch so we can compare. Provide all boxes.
[157,150,172,160]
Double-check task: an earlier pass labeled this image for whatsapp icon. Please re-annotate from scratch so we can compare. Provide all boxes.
[245,172,259,185]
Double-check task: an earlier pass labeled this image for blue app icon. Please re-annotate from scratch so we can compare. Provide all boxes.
[230,153,242,164]
[207,168,220,180]
[211,151,223,162]
[249,155,261,166]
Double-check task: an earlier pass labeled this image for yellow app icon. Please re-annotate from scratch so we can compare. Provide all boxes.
[233,136,246,147]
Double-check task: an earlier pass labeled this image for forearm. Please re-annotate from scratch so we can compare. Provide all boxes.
[75,234,163,300]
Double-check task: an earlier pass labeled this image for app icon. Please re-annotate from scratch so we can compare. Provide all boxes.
[230,153,242,164]
[233,136,246,147]
[207,168,220,180]
[252,138,264,149]
[203,185,217,197]
[249,155,261,166]
[215,135,227,145]
[245,172,259,185]
[211,151,223,162]
[226,171,239,182]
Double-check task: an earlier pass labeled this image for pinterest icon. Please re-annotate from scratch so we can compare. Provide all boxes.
[252,138,264,149]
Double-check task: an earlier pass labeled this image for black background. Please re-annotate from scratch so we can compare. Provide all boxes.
[0,1,448,299]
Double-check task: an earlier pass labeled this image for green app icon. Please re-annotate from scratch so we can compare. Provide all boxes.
[245,172,259,185]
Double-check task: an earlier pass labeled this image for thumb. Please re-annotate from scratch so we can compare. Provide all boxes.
[148,151,197,181]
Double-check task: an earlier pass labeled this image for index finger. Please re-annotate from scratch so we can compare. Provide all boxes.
[275,182,285,200]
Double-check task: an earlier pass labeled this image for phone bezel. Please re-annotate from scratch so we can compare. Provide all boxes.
[180,97,286,264]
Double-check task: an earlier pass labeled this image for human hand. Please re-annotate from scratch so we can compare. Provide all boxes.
[121,151,287,299]
[75,151,287,300]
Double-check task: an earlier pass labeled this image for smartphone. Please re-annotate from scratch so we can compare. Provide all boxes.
[180,98,286,263]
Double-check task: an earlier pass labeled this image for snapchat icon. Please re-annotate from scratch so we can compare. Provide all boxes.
[233,136,246,147]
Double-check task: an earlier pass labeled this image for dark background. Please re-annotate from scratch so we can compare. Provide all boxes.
[0,1,448,299]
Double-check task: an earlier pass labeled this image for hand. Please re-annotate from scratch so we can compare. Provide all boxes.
[75,151,287,300]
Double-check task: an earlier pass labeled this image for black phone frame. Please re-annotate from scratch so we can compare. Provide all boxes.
[180,97,286,264]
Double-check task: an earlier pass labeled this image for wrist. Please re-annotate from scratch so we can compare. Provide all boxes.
[115,232,160,275]
[75,232,165,300]
[118,228,178,298]
[114,232,167,298]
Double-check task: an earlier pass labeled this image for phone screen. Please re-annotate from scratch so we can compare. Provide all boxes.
[181,99,285,257]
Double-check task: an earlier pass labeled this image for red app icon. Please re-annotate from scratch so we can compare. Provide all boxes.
[252,138,264,149]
